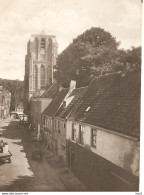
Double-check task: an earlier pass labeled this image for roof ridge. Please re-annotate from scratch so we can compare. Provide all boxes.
[75,86,88,89]
[89,71,122,85]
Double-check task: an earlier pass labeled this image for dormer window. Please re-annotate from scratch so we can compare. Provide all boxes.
[85,106,90,112]
[63,96,74,108]
[63,101,66,108]
[84,106,91,115]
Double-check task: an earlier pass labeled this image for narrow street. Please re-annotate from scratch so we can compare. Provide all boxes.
[0,117,86,191]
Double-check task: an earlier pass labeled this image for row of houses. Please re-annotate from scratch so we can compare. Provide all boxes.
[0,86,11,119]
[29,69,140,191]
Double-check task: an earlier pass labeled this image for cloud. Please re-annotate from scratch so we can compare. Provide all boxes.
[0,0,142,80]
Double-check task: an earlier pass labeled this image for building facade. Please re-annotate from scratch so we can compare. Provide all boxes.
[41,81,88,164]
[30,82,60,138]
[0,86,11,119]
[41,88,69,152]
[66,70,140,191]
[66,121,139,191]
[53,85,88,164]
[24,31,58,113]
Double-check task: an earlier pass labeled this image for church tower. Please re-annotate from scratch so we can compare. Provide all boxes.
[24,31,58,113]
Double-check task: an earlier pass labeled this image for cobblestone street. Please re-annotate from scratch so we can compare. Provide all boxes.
[0,117,86,191]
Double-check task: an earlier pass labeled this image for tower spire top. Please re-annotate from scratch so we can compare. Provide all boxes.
[41,29,46,35]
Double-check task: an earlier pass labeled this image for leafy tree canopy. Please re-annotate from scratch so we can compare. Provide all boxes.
[0,78,24,111]
[54,27,141,87]
[54,27,120,87]
[113,46,141,72]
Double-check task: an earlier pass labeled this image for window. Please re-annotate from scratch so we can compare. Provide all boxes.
[58,121,60,133]
[50,120,52,129]
[40,54,45,60]
[72,123,76,141]
[79,125,84,144]
[46,117,48,128]
[41,38,45,48]
[64,123,66,129]
[40,65,45,87]
[61,143,66,151]
[34,65,38,90]
[92,129,97,148]
[47,118,50,129]
[35,38,38,59]
[44,116,46,127]
[55,120,57,131]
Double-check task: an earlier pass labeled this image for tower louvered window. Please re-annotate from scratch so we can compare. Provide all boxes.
[34,65,38,90]
[41,38,45,48]
[40,65,45,87]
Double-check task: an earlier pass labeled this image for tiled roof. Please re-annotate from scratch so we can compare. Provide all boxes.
[40,82,59,98]
[30,82,59,101]
[29,89,45,100]
[42,88,69,117]
[54,87,88,119]
[68,70,141,138]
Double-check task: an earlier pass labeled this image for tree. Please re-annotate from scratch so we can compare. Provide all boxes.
[113,47,141,72]
[0,78,24,111]
[54,27,119,87]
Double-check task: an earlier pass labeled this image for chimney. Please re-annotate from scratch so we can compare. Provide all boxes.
[69,80,76,91]
[58,84,63,92]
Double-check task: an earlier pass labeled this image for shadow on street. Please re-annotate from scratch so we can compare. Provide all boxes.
[0,118,86,191]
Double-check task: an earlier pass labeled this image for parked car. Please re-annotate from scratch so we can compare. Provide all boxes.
[15,113,22,118]
[20,114,28,122]
[12,111,23,119]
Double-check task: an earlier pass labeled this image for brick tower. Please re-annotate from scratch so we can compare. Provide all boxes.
[24,31,58,113]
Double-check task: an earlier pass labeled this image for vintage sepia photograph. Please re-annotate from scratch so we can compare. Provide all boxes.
[0,0,142,193]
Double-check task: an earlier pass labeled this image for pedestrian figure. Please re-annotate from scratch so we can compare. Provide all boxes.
[0,139,4,153]
[29,123,31,131]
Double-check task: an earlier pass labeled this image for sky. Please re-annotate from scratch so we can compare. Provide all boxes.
[0,0,142,80]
